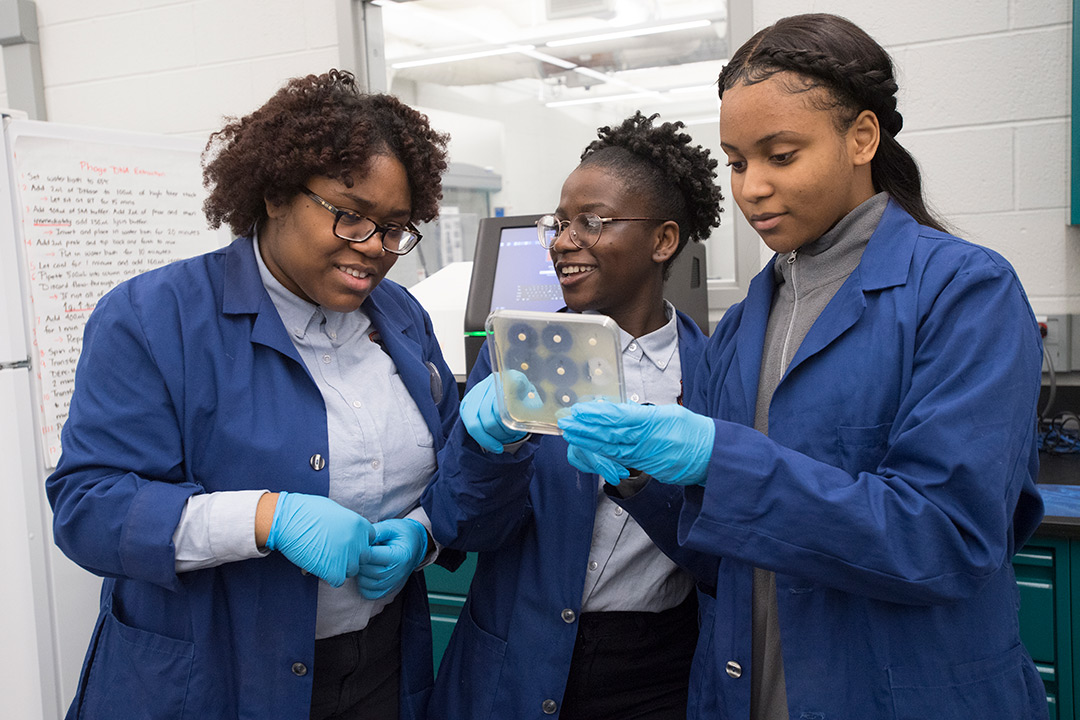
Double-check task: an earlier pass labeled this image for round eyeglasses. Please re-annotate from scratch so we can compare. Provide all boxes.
[536,212,664,250]
[302,187,422,255]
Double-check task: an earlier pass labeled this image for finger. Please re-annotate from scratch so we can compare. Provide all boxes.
[568,401,645,426]
[364,544,401,567]
[321,569,346,588]
[346,553,361,579]
[567,445,629,484]
[373,523,404,545]
[560,427,628,455]
[358,564,398,582]
[357,578,392,599]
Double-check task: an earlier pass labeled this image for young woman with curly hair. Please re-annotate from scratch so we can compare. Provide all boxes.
[422,111,723,720]
[558,14,1046,720]
[47,69,458,720]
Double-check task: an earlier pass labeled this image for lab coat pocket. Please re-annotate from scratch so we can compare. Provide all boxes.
[887,644,1040,720]
[77,606,194,720]
[836,422,892,476]
[429,601,508,720]
[389,371,435,448]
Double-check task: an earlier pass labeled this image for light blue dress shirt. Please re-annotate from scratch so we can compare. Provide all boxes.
[580,302,695,612]
[173,235,436,638]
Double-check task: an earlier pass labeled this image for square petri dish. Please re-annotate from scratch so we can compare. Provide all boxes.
[486,309,625,435]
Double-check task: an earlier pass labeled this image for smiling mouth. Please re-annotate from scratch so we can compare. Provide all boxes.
[559,265,595,277]
[337,265,370,279]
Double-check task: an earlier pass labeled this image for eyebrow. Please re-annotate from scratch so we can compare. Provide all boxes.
[336,192,412,222]
[720,129,805,153]
[554,202,613,217]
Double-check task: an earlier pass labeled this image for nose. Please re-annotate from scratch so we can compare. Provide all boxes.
[738,161,773,204]
[348,230,386,258]
[550,223,578,254]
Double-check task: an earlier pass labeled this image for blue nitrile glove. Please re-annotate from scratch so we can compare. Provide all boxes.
[357,518,429,600]
[566,444,630,485]
[460,371,538,453]
[558,402,716,486]
[265,491,376,587]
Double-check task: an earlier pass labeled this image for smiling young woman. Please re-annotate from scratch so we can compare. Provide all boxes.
[422,111,723,720]
[46,70,460,720]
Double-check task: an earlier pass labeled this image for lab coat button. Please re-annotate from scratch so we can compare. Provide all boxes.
[725,660,742,678]
[292,662,308,676]
[309,454,325,471]
[542,699,557,714]
[561,608,576,623]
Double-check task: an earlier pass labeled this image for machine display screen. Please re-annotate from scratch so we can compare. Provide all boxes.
[489,224,564,313]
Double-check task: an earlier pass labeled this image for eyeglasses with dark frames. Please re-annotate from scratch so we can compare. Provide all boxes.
[536,212,665,250]
[301,187,422,255]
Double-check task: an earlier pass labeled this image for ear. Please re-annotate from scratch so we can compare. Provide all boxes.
[264,194,288,220]
[849,109,880,167]
[652,220,680,264]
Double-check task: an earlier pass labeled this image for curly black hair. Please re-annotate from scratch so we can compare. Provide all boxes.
[579,111,723,278]
[202,69,450,237]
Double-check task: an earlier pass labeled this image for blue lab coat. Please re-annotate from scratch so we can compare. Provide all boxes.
[421,310,716,720]
[46,236,459,720]
[618,200,1047,719]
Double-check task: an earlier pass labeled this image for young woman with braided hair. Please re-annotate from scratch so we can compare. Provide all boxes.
[558,13,1047,719]
[422,112,723,719]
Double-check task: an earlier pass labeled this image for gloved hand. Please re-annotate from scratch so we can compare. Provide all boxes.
[460,371,538,453]
[558,402,715,486]
[566,444,630,485]
[265,491,376,587]
[357,518,429,600]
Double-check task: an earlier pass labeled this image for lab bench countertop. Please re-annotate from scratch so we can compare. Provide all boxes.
[1034,452,1080,538]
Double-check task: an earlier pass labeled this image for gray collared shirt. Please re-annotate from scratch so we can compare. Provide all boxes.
[172,235,436,639]
[579,302,694,612]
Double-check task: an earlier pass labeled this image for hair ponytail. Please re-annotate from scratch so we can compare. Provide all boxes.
[717,13,947,232]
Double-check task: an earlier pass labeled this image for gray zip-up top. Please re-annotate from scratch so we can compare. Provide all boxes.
[749,191,890,720]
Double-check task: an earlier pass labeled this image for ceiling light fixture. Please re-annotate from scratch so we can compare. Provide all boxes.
[518,48,578,71]
[391,44,535,69]
[545,91,660,108]
[544,19,713,48]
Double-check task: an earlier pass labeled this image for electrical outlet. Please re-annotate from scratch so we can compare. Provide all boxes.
[1040,315,1072,372]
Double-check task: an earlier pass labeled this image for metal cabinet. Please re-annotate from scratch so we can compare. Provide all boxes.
[424,554,477,673]
[1014,535,1080,719]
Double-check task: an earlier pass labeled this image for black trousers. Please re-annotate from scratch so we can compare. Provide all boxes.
[557,593,699,720]
[309,593,405,720]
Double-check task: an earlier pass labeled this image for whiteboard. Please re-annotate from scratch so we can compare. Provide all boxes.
[6,118,228,467]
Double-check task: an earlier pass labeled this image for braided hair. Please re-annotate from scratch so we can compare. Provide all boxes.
[578,111,724,279]
[718,13,946,232]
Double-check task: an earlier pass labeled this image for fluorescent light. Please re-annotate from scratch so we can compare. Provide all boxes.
[517,48,578,70]
[545,19,712,48]
[546,91,659,108]
[391,45,535,69]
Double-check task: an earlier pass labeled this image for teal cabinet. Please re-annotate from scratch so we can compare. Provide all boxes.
[1014,535,1079,719]
[424,554,476,673]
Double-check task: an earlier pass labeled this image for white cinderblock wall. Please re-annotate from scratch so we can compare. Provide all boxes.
[0,0,1071,312]
[754,0,1078,315]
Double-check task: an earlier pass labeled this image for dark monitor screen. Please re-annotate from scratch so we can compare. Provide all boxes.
[488,224,564,313]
